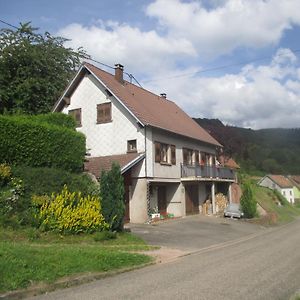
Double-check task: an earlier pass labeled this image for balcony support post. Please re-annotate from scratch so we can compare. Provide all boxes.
[211,182,216,214]
[228,184,232,204]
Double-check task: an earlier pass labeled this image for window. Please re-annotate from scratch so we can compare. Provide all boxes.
[127,140,137,153]
[97,103,112,123]
[282,191,286,196]
[68,108,81,127]
[183,148,194,165]
[154,142,176,165]
[290,190,292,196]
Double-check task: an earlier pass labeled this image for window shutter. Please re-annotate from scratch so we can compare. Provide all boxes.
[155,142,161,162]
[194,150,199,164]
[171,145,176,165]
[183,148,188,164]
[97,103,111,123]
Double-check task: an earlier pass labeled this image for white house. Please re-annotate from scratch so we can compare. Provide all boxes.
[53,62,237,223]
[258,175,295,204]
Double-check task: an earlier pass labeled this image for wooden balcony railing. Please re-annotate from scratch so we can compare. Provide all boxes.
[181,163,235,180]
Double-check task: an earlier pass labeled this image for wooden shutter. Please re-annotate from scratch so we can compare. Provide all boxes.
[194,150,199,164]
[171,145,176,165]
[97,103,111,123]
[183,148,188,164]
[69,108,81,127]
[155,142,161,162]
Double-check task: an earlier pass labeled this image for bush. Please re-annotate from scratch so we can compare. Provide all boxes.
[36,186,108,234]
[273,189,290,206]
[0,114,85,172]
[0,165,99,227]
[12,165,98,198]
[240,181,257,218]
[100,163,125,232]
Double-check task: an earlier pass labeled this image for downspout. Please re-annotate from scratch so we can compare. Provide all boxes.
[145,125,151,222]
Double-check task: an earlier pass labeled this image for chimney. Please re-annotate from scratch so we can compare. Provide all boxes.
[160,93,167,99]
[115,63,124,84]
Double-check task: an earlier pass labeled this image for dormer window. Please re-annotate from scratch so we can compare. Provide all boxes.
[69,108,81,127]
[127,140,137,153]
[97,103,112,124]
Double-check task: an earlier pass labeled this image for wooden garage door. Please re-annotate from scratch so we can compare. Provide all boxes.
[157,186,167,214]
[185,185,199,215]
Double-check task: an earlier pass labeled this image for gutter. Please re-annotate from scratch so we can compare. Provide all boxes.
[121,153,145,174]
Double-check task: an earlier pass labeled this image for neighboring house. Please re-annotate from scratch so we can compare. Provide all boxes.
[53,62,237,223]
[258,175,295,204]
[288,175,300,202]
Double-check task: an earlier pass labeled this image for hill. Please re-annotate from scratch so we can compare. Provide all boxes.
[194,118,300,175]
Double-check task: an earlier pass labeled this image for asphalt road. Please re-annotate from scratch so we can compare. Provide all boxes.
[31,218,300,300]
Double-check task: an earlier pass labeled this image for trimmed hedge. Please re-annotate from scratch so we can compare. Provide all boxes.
[0,114,85,172]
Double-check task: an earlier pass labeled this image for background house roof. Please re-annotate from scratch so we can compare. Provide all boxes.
[268,175,293,188]
[84,62,221,147]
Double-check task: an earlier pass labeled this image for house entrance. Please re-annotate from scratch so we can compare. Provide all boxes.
[157,186,167,214]
[185,184,199,215]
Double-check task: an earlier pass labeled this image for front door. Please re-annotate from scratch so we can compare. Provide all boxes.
[157,186,167,214]
[185,185,199,215]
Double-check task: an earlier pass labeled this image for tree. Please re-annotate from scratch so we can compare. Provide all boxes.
[100,163,125,231]
[240,181,257,218]
[0,22,89,114]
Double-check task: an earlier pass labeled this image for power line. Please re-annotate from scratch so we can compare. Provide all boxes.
[0,19,19,30]
[142,48,300,83]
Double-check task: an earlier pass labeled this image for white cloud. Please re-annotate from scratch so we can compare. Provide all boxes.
[144,49,300,129]
[146,0,300,57]
[57,22,196,75]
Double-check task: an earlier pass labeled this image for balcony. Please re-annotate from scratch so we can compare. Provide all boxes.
[181,163,235,181]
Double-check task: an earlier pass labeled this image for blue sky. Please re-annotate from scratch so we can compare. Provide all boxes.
[2,0,300,129]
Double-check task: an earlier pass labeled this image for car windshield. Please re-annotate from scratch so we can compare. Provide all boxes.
[227,204,240,211]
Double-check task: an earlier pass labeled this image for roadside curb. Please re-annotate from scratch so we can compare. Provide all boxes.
[0,261,155,300]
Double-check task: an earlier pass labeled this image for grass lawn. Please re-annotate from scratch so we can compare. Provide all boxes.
[0,228,155,293]
[254,185,300,224]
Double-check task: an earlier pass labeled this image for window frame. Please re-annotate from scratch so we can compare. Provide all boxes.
[127,139,137,153]
[154,142,176,165]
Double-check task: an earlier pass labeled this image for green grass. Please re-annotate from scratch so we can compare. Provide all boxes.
[254,185,300,224]
[0,228,155,293]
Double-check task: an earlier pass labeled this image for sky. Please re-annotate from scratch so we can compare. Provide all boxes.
[1,0,300,129]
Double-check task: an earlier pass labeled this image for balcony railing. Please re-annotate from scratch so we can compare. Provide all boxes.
[181,163,235,180]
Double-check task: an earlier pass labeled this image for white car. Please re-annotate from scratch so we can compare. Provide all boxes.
[224,203,244,219]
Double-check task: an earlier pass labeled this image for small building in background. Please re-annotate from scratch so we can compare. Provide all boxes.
[258,175,295,204]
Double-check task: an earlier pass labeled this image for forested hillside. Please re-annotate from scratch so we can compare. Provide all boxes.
[194,118,300,175]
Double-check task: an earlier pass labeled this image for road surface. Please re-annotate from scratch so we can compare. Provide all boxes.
[31,219,300,300]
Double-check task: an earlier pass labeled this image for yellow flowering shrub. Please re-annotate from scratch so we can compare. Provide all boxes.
[0,163,11,186]
[37,185,108,233]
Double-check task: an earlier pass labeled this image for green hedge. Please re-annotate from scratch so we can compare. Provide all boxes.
[12,165,98,197]
[0,115,85,172]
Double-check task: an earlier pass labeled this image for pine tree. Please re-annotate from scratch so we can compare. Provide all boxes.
[100,163,125,231]
[240,181,257,218]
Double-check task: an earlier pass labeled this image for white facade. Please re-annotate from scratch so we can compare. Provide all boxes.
[259,176,295,204]
[62,74,145,158]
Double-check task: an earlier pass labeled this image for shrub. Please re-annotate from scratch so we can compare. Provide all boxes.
[100,163,125,232]
[0,115,85,172]
[36,186,108,234]
[12,165,99,198]
[273,189,290,206]
[240,181,257,218]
